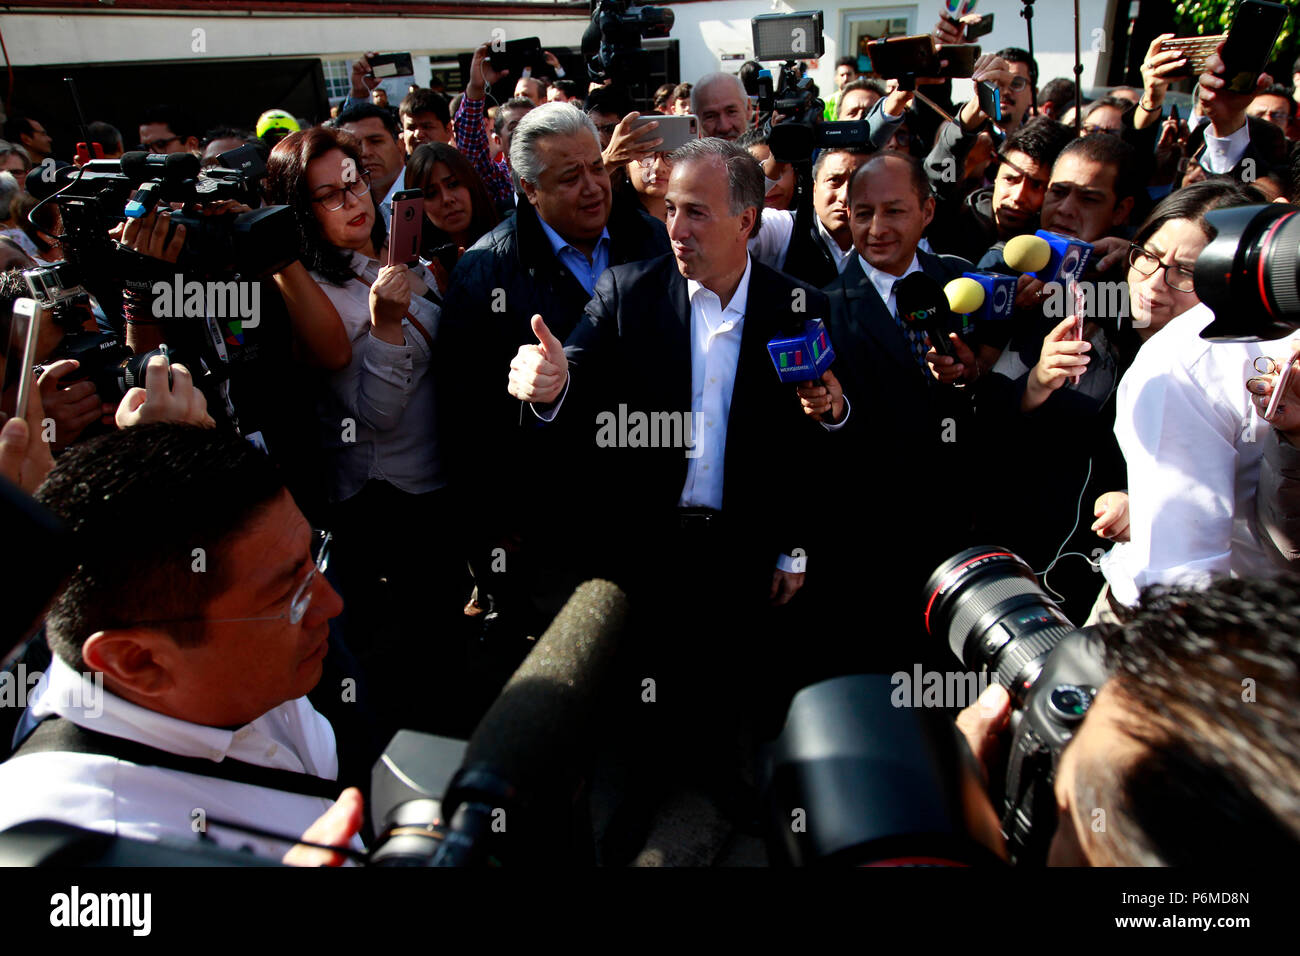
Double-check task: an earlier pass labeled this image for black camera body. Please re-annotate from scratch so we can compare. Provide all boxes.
[925,547,1109,864]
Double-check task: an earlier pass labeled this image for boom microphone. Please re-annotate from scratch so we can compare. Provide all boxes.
[431,579,628,866]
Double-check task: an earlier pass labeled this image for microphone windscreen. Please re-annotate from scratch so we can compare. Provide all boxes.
[944,276,985,316]
[460,579,628,795]
[1003,233,1051,274]
[163,151,199,180]
[119,151,149,182]
[894,271,948,325]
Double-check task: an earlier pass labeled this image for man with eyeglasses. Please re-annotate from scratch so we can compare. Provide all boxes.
[0,424,372,864]
[137,105,200,157]
[1247,85,1295,139]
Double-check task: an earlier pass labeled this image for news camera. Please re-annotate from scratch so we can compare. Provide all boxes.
[1195,203,1300,341]
[582,0,674,85]
[924,547,1109,865]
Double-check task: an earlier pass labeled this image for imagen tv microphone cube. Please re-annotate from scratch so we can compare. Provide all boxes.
[768,318,835,384]
[1034,230,1093,285]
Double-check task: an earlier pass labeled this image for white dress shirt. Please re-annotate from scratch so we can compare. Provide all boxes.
[1100,303,1285,607]
[312,250,444,502]
[377,173,406,229]
[1201,120,1252,175]
[0,656,360,861]
[856,251,924,315]
[748,208,796,270]
[814,215,855,274]
[678,256,752,509]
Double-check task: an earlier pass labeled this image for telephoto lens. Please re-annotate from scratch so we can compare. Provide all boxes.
[1196,203,1300,341]
[923,547,1077,707]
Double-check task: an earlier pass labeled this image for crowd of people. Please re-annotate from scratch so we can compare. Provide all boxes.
[0,4,1298,866]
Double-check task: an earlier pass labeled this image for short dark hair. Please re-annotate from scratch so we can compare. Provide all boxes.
[200,126,252,149]
[552,79,583,101]
[1083,95,1135,122]
[1131,178,1265,249]
[494,97,536,137]
[669,138,764,238]
[671,82,693,103]
[835,56,858,71]
[85,121,123,153]
[812,145,871,181]
[35,425,287,672]
[852,151,931,206]
[1256,83,1292,101]
[653,82,676,110]
[996,47,1039,88]
[1038,78,1077,115]
[139,105,197,143]
[1089,577,1300,865]
[999,116,1074,168]
[334,102,400,140]
[737,60,762,97]
[1058,133,1141,205]
[1,116,37,144]
[399,88,451,126]
[584,86,632,120]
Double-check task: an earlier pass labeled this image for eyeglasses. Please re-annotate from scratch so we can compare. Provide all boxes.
[131,531,332,630]
[138,135,181,153]
[1252,109,1291,125]
[1128,244,1196,293]
[1007,76,1029,92]
[636,152,673,168]
[312,175,371,211]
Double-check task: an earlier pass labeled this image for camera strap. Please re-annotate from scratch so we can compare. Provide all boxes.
[351,275,435,351]
[11,715,344,802]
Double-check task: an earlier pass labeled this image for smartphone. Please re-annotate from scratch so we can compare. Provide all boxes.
[1220,0,1287,95]
[368,52,414,79]
[1169,102,1181,124]
[387,189,424,269]
[1265,350,1299,421]
[1,298,41,425]
[977,80,1002,122]
[1160,34,1225,79]
[631,114,698,151]
[966,13,994,42]
[1068,280,1085,386]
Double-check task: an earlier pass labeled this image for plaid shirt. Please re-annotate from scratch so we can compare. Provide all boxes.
[453,95,514,207]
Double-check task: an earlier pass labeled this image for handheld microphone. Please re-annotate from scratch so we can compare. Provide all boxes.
[767,318,836,384]
[1021,230,1093,286]
[895,271,956,359]
[431,579,628,866]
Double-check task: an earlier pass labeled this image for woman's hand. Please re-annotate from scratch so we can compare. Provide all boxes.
[368,264,411,344]
[1091,491,1130,542]
[1022,315,1090,411]
[1247,340,1300,442]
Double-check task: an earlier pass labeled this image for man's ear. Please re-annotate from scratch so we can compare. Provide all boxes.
[921,195,936,230]
[183,136,201,155]
[739,204,757,240]
[520,177,540,208]
[81,628,177,700]
[1112,195,1134,229]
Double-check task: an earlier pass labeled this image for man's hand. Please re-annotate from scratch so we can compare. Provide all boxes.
[368,264,411,344]
[1199,42,1271,136]
[38,359,112,449]
[283,787,365,867]
[796,369,844,423]
[602,112,662,168]
[543,50,562,74]
[1091,490,1130,542]
[955,682,1011,783]
[770,568,805,606]
[1014,273,1047,311]
[350,52,383,100]
[926,333,978,385]
[958,54,1013,131]
[115,355,215,429]
[111,208,186,264]
[1091,236,1130,274]
[1022,314,1090,411]
[467,41,510,101]
[0,381,55,493]
[508,315,568,404]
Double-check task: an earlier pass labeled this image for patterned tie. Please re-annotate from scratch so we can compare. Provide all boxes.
[886,277,934,375]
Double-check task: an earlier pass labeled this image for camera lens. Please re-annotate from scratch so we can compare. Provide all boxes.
[924,547,1077,706]
[1196,204,1300,342]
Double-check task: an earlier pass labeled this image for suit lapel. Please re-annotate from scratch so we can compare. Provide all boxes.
[840,255,917,373]
[664,262,693,414]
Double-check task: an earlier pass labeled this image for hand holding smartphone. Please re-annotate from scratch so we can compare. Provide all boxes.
[1,298,41,426]
[387,189,424,269]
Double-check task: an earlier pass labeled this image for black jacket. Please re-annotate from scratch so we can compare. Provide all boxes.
[558,253,831,584]
[439,194,670,515]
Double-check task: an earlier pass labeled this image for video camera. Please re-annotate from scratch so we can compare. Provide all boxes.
[582,0,674,85]
[1195,203,1300,341]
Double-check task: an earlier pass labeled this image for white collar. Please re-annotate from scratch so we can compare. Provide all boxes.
[686,253,753,318]
[856,251,922,301]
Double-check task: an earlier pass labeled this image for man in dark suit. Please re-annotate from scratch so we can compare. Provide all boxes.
[805,151,974,675]
[508,138,835,844]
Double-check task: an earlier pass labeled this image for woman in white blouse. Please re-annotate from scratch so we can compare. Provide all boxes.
[1082,180,1285,623]
[266,128,466,691]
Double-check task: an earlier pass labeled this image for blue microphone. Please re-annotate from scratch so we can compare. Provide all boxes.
[767,318,836,384]
[1032,230,1093,285]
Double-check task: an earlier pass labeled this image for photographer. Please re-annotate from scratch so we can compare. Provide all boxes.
[957,576,1300,864]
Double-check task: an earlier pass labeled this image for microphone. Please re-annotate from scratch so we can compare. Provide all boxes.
[1005,231,1093,286]
[119,150,200,184]
[431,579,628,866]
[767,318,836,384]
[944,272,1017,343]
[895,271,957,359]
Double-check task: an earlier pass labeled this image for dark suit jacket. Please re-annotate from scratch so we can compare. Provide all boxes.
[558,253,831,586]
[780,218,839,290]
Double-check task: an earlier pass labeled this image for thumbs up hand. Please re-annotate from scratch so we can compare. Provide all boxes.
[508,314,569,404]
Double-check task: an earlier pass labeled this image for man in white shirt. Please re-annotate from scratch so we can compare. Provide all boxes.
[0,424,365,863]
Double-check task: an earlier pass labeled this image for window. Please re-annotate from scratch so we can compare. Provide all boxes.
[322,58,351,101]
